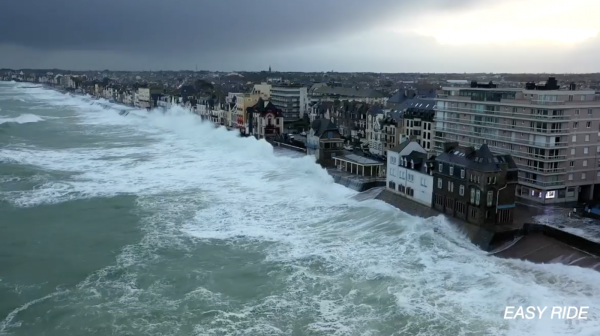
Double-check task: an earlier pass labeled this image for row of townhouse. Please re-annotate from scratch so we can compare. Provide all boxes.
[386,139,519,227]
[306,96,437,160]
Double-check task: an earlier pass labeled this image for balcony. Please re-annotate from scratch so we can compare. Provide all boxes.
[438,128,568,148]
[435,106,569,120]
[530,100,565,106]
[518,165,566,174]
[433,136,568,161]
[518,177,565,188]
[435,116,569,134]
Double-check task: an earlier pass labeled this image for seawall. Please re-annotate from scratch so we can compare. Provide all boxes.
[373,189,600,271]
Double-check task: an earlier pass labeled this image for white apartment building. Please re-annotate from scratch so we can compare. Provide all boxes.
[434,77,600,204]
[386,140,433,206]
[270,84,308,121]
[137,88,152,109]
[251,83,271,100]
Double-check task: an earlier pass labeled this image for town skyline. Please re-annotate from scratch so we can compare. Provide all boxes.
[1,0,600,72]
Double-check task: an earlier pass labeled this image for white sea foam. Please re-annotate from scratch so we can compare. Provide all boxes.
[0,113,44,125]
[2,86,600,335]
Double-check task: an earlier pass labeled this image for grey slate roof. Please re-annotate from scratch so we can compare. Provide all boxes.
[396,98,436,111]
[437,144,518,172]
[400,151,430,174]
[388,139,411,153]
[312,85,385,98]
[311,119,339,137]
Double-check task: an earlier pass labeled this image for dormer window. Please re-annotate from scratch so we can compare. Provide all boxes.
[449,166,454,175]
[461,169,465,179]
[411,160,414,169]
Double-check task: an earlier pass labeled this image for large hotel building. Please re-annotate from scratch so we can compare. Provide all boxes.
[434,77,600,204]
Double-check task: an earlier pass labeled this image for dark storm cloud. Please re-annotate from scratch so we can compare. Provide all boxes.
[0,0,474,54]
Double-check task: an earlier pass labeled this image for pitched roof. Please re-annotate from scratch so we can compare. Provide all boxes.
[312,85,385,98]
[389,139,411,153]
[437,143,518,172]
[311,119,339,137]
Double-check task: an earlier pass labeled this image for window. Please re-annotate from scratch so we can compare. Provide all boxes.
[470,188,475,204]
[459,185,465,196]
[438,178,442,189]
[470,208,477,219]
[570,161,574,167]
[585,135,590,142]
[449,166,454,175]
[582,173,587,180]
[571,148,575,155]
[408,174,414,182]
[487,191,493,207]
[391,157,396,164]
[589,109,593,115]
[576,109,580,115]
[421,178,427,187]
[448,181,453,192]
[587,121,592,128]
[438,163,443,172]
[475,190,481,206]
[573,122,578,128]
[584,160,588,167]
[572,135,577,142]
[584,147,589,154]
[568,174,573,181]
[461,169,465,178]
[411,161,414,169]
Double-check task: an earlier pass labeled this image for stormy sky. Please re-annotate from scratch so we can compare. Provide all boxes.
[1,0,599,72]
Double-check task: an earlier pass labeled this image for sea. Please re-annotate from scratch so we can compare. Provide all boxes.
[1,81,600,336]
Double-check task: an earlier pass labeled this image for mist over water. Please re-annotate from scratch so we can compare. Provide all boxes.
[1,81,600,335]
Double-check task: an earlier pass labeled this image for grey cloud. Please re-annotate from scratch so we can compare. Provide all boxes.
[0,0,475,54]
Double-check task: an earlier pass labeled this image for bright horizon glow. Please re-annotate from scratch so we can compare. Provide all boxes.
[389,0,600,45]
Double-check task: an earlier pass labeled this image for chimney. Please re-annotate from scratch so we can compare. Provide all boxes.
[463,146,476,157]
[443,141,458,153]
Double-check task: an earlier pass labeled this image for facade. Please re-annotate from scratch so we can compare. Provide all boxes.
[434,77,600,204]
[330,101,369,146]
[270,84,308,121]
[251,84,272,100]
[432,142,519,226]
[137,87,163,109]
[247,98,284,139]
[380,111,403,156]
[386,140,434,206]
[234,93,260,133]
[367,107,385,157]
[402,98,435,152]
[306,119,345,167]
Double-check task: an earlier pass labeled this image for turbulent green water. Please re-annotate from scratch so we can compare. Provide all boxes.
[1,82,600,336]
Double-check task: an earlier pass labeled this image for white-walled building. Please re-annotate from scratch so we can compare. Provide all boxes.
[251,83,271,100]
[270,84,308,121]
[386,140,434,206]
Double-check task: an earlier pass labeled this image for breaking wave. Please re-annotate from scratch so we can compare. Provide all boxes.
[0,114,44,125]
[2,84,600,336]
